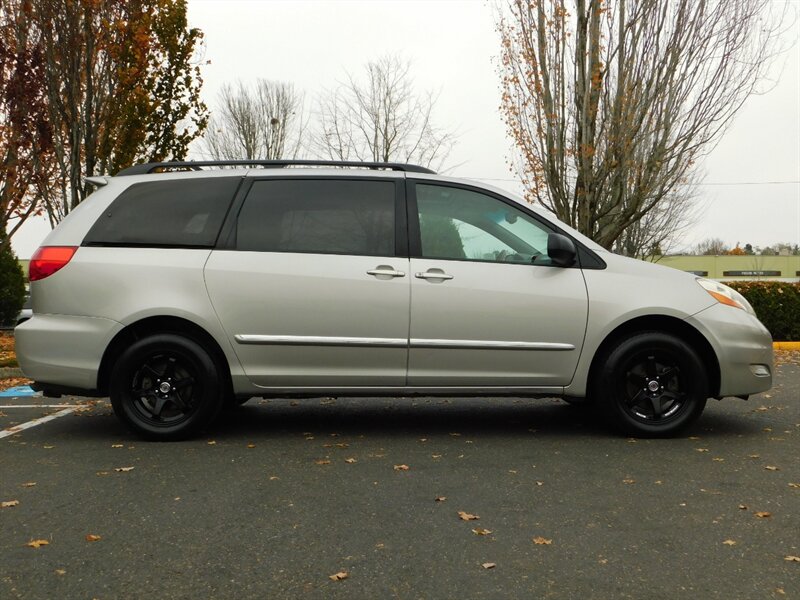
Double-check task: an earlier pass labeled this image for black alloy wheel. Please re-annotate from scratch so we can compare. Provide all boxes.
[110,334,224,440]
[595,332,708,437]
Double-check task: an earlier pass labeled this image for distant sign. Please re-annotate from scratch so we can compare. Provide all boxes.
[685,270,708,276]
[722,270,781,277]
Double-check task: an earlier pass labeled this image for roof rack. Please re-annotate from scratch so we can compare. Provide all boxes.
[115,160,436,176]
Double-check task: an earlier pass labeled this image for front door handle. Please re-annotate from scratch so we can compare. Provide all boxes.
[415,269,454,281]
[367,266,406,279]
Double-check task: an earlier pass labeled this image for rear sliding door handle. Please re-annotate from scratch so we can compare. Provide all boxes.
[367,266,406,278]
[415,270,454,281]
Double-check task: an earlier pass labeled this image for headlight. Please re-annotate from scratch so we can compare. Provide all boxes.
[697,278,755,315]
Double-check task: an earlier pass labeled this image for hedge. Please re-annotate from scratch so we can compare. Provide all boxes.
[0,241,25,326]
[727,281,800,341]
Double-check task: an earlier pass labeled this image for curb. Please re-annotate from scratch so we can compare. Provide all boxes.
[773,342,800,350]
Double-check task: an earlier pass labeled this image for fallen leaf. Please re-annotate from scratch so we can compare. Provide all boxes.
[114,466,134,473]
[336,443,349,449]
[533,536,553,545]
[269,476,279,480]
[96,471,110,477]
[329,571,348,581]
[21,482,36,487]
[1,500,19,508]
[481,562,496,569]
[754,511,772,518]
[393,464,409,471]
[435,496,447,502]
[207,440,216,445]
[344,458,357,464]
[85,534,101,542]
[764,466,779,471]
[748,454,760,459]
[26,539,49,548]
[789,483,800,489]
[784,555,800,562]
[472,527,492,536]
[111,444,123,448]
[738,504,748,510]
[536,481,544,486]
[458,511,480,521]
[315,460,331,465]
[247,443,256,449]
[722,539,736,546]
[54,569,66,576]
[712,458,724,462]
[43,445,54,449]
[696,448,709,453]
[431,454,442,459]
[623,478,635,484]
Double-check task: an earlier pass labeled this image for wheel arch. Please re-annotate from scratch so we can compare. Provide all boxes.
[97,315,233,397]
[587,315,721,398]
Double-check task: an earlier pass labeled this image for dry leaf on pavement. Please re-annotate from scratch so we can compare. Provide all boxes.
[26,539,49,548]
[111,444,123,448]
[1,500,19,508]
[85,534,101,542]
[764,466,779,471]
[533,536,553,545]
[344,458,357,464]
[315,460,331,465]
[114,467,134,473]
[722,540,737,546]
[458,511,480,521]
[21,482,36,487]
[472,528,492,536]
[481,562,496,569]
[329,571,348,581]
[393,464,409,471]
[785,556,800,562]
[754,511,772,518]
[435,496,447,502]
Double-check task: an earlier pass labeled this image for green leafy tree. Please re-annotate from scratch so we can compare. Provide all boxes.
[0,232,25,325]
[31,0,208,225]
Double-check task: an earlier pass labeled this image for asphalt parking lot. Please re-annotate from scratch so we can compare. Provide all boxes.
[1,356,798,600]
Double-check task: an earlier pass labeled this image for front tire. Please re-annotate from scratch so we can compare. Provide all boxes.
[110,334,224,441]
[594,332,708,437]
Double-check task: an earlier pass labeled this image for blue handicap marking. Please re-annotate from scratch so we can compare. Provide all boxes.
[0,385,37,397]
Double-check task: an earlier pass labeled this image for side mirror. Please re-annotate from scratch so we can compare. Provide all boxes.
[547,233,577,267]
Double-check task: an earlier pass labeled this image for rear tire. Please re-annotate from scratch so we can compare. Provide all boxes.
[594,332,708,437]
[110,334,224,441]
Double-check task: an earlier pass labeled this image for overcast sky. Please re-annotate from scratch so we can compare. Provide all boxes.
[11,0,800,258]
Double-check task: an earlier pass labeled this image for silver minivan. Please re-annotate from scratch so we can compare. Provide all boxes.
[15,160,773,440]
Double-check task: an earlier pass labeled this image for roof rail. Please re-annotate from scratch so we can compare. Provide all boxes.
[115,160,436,176]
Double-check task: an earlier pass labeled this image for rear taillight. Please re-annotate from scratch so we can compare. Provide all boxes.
[29,246,78,281]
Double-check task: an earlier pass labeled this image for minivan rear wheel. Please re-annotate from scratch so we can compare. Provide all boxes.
[110,334,223,440]
[595,332,708,437]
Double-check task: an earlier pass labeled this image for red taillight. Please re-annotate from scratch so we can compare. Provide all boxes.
[29,246,78,281]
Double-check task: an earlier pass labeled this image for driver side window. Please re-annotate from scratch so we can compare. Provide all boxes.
[416,184,553,264]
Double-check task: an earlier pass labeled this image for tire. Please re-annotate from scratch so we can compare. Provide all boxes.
[110,334,224,441]
[594,331,708,437]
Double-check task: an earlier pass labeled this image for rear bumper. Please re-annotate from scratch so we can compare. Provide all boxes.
[15,314,123,392]
[687,304,773,397]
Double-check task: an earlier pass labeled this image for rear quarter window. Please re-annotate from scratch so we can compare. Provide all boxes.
[83,178,240,248]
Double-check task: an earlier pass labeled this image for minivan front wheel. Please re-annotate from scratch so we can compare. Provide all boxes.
[595,332,708,437]
[110,334,223,440]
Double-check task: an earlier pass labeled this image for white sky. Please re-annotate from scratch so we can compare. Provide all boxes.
[10,0,800,258]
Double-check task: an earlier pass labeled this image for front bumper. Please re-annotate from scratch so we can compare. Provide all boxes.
[15,314,123,392]
[687,303,773,397]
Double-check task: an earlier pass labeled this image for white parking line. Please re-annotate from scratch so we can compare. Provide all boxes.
[0,407,81,439]
[0,404,83,409]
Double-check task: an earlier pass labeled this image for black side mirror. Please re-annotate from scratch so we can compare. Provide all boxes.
[547,233,577,267]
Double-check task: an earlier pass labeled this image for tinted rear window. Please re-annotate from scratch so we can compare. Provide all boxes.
[236,179,395,256]
[83,178,240,247]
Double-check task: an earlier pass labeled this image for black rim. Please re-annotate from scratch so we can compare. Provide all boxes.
[619,350,689,424]
[128,351,199,427]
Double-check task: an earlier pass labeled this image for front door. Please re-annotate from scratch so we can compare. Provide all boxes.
[407,182,588,387]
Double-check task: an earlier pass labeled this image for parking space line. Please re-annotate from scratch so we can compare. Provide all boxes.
[0,407,80,439]
[0,404,82,409]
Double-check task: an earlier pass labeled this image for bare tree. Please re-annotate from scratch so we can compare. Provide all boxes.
[201,80,305,161]
[498,0,787,255]
[693,237,729,256]
[314,56,455,170]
